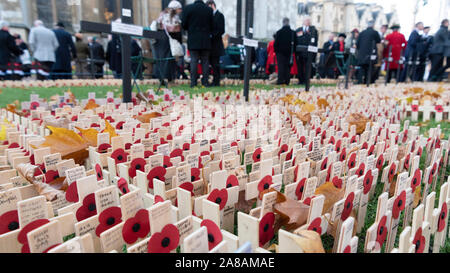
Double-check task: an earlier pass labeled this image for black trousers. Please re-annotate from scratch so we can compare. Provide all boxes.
[386,69,399,83]
[357,64,376,85]
[296,55,307,84]
[415,63,426,81]
[36,61,54,80]
[210,55,221,86]
[429,54,444,81]
[190,50,210,87]
[276,53,291,85]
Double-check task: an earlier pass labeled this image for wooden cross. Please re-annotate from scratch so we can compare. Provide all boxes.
[80,0,164,103]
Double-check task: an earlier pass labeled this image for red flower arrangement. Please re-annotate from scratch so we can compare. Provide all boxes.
[95,206,123,237]
[122,209,150,244]
[147,224,180,253]
[0,210,19,235]
[147,166,166,190]
[392,191,406,219]
[111,149,129,165]
[207,189,228,210]
[341,192,354,221]
[128,158,146,178]
[76,193,97,221]
[259,212,275,247]
[201,219,223,250]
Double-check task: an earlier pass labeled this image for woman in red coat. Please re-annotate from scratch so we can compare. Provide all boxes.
[266,37,278,75]
[383,25,407,83]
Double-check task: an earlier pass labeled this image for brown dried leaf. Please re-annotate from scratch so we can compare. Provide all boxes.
[413,185,421,208]
[346,113,371,135]
[136,112,163,124]
[273,190,309,231]
[84,100,99,110]
[315,182,345,215]
[291,229,326,253]
[76,127,98,147]
[317,98,329,109]
[17,163,64,201]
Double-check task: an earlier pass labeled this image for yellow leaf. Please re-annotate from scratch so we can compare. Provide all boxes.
[102,120,118,140]
[84,100,99,110]
[136,112,163,124]
[0,124,6,141]
[317,98,329,109]
[301,103,316,113]
[76,127,98,147]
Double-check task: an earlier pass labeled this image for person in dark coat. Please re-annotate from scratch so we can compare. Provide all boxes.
[400,22,424,82]
[0,21,23,80]
[74,33,90,79]
[52,22,77,79]
[207,0,225,86]
[106,34,122,79]
[182,0,214,87]
[322,33,336,79]
[295,17,318,84]
[131,38,143,80]
[89,37,105,79]
[428,19,449,82]
[356,21,381,84]
[274,18,296,85]
[415,26,433,81]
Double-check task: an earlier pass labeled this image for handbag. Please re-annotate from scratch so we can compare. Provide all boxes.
[164,25,184,57]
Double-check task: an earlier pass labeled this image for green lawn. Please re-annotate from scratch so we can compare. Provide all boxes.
[0,83,333,108]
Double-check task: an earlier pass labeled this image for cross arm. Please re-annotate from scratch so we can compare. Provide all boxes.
[80,21,165,40]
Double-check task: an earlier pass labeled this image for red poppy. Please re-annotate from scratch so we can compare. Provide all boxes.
[329,136,335,145]
[95,164,103,181]
[404,154,410,170]
[122,209,150,244]
[332,176,343,189]
[201,219,223,250]
[259,212,275,247]
[340,148,347,162]
[363,170,373,194]
[435,105,444,113]
[368,145,375,156]
[207,189,228,210]
[253,148,262,163]
[163,156,173,168]
[76,193,97,221]
[170,148,184,161]
[417,146,423,158]
[356,163,365,177]
[388,163,396,183]
[412,227,425,253]
[0,210,19,235]
[182,143,190,151]
[376,215,388,248]
[295,178,307,200]
[125,143,133,150]
[154,195,165,204]
[315,127,321,136]
[320,157,328,171]
[402,130,408,143]
[111,149,129,165]
[258,175,273,197]
[409,169,421,193]
[341,192,354,221]
[200,151,210,157]
[411,105,419,112]
[347,152,357,170]
[361,142,369,150]
[30,101,40,110]
[95,206,123,236]
[116,121,125,130]
[44,170,59,183]
[307,217,322,234]
[428,162,437,185]
[350,135,357,144]
[308,142,313,152]
[191,168,200,182]
[117,178,130,195]
[18,219,50,253]
[97,143,111,153]
[147,224,179,253]
[128,158,146,178]
[299,136,306,146]
[376,154,384,171]
[437,202,448,232]
[226,175,239,188]
[65,182,79,203]
[335,139,342,153]
[392,191,406,219]
[144,150,154,158]
[147,166,166,189]
[278,144,289,157]
[343,245,351,253]
[8,142,19,149]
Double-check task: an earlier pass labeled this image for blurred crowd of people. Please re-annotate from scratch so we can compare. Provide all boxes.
[0,0,448,86]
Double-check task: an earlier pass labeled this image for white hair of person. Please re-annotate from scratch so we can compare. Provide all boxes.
[34,20,44,27]
[0,21,9,29]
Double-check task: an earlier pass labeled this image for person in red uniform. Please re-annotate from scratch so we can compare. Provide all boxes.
[266,34,277,76]
[383,25,407,83]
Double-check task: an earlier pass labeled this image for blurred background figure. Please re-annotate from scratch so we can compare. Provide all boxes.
[274,17,296,85]
[375,24,388,81]
[415,26,433,81]
[14,34,31,79]
[400,22,424,82]
[295,16,318,85]
[29,20,59,80]
[89,37,105,79]
[207,0,225,87]
[345,29,359,50]
[0,21,23,80]
[106,27,122,79]
[383,25,406,83]
[429,19,449,82]
[74,33,90,79]
[52,22,76,80]
[322,33,336,79]
[356,20,381,84]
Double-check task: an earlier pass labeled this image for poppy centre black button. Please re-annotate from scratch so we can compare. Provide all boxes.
[227,184,232,188]
[263,223,269,232]
[106,217,115,225]
[215,197,222,204]
[135,164,141,170]
[117,155,123,161]
[161,237,170,247]
[132,223,141,232]
[397,199,403,207]
[191,176,195,182]
[263,183,270,190]
[88,203,96,212]
[379,226,384,235]
[208,233,214,243]
[8,221,19,231]
[300,186,304,193]
[256,154,260,159]
[122,187,127,194]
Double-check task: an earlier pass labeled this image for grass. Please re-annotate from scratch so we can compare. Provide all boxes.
[0,83,334,109]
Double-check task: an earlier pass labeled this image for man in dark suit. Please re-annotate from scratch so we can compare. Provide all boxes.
[182,0,214,88]
[52,22,77,80]
[429,19,449,82]
[295,17,318,84]
[356,20,381,84]
[0,21,22,80]
[415,26,433,81]
[274,18,296,85]
[106,34,122,79]
[206,0,225,86]
[89,37,105,79]
[400,22,424,82]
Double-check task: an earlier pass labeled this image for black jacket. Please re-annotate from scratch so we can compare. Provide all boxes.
[53,28,77,71]
[274,25,296,57]
[106,34,122,73]
[181,0,214,51]
[417,35,433,61]
[0,30,22,66]
[430,26,449,55]
[356,27,381,65]
[90,41,105,64]
[405,29,421,58]
[295,25,318,58]
[210,10,225,57]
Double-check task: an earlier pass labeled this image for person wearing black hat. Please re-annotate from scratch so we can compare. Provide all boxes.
[52,22,76,79]
[383,24,406,83]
